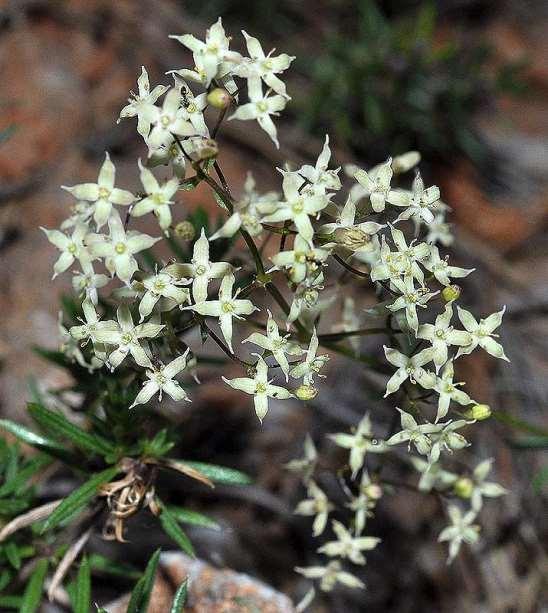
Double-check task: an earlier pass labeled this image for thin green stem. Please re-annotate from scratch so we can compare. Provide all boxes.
[332,253,370,279]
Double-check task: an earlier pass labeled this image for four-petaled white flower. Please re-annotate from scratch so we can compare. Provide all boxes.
[228,78,288,148]
[370,228,430,285]
[41,222,92,279]
[295,561,364,592]
[456,306,509,361]
[383,346,436,396]
[58,312,102,372]
[417,304,473,372]
[86,213,161,285]
[429,419,471,464]
[329,413,386,478]
[390,172,441,225]
[69,297,118,362]
[387,277,439,333]
[222,355,293,422]
[137,269,191,322]
[298,135,341,195]
[93,305,164,370]
[189,273,257,352]
[353,158,399,212]
[71,261,110,305]
[318,520,380,565]
[261,170,327,242]
[410,457,457,492]
[271,234,330,283]
[386,408,443,456]
[242,309,303,380]
[131,161,180,234]
[294,480,334,536]
[175,229,233,303]
[284,434,317,484]
[235,30,295,97]
[170,18,234,87]
[117,66,168,137]
[144,87,195,152]
[289,329,329,385]
[438,505,479,564]
[346,470,383,536]
[172,79,209,137]
[62,153,135,229]
[432,360,473,422]
[423,245,474,286]
[469,459,507,512]
[130,350,192,408]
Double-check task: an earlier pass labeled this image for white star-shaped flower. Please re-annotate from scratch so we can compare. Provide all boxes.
[410,457,457,492]
[144,87,195,152]
[175,229,233,303]
[270,234,330,283]
[137,269,191,322]
[295,560,364,592]
[228,78,287,148]
[432,360,473,422]
[455,306,509,361]
[242,309,303,380]
[117,66,168,137]
[93,305,164,370]
[131,161,180,234]
[71,261,110,305]
[42,222,92,279]
[438,505,479,564]
[469,459,507,512]
[417,304,472,372]
[260,170,327,242]
[297,135,341,195]
[289,329,329,385]
[423,245,474,286]
[328,413,387,478]
[390,172,441,225]
[386,409,444,456]
[383,346,436,396]
[387,276,439,333]
[294,480,333,536]
[353,158,400,212]
[86,213,160,285]
[429,419,471,464]
[318,520,380,565]
[222,355,293,422]
[62,153,135,229]
[130,350,192,408]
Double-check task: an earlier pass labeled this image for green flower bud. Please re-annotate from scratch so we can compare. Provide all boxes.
[364,483,383,500]
[454,477,474,499]
[295,384,318,401]
[207,87,232,109]
[464,404,492,421]
[442,284,461,303]
[174,221,196,241]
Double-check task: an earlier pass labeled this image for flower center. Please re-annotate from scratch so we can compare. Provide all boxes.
[255,382,267,394]
[186,102,197,113]
[262,59,273,71]
[121,332,133,344]
[115,242,126,254]
[256,101,269,113]
[194,264,207,275]
[221,301,234,313]
[152,193,165,205]
[292,199,304,214]
[154,279,166,291]
[295,251,307,264]
[98,187,111,199]
[67,243,78,254]
[160,115,171,127]
[435,329,446,339]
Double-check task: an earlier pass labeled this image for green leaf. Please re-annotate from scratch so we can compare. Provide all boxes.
[74,555,91,613]
[41,466,119,533]
[158,503,194,557]
[0,419,71,461]
[0,595,22,609]
[170,579,188,613]
[0,455,51,498]
[4,542,21,570]
[27,403,115,457]
[20,558,48,613]
[127,549,161,613]
[167,506,220,531]
[180,461,252,485]
[88,554,141,580]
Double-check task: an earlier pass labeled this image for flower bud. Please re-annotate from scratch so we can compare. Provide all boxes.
[295,384,318,401]
[364,483,383,500]
[207,87,232,109]
[442,284,461,303]
[464,404,492,421]
[174,221,196,241]
[333,227,371,251]
[454,477,474,499]
[392,151,421,174]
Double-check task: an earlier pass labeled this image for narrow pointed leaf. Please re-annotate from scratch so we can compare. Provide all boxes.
[0,419,72,462]
[41,467,119,533]
[158,503,194,557]
[167,506,220,531]
[20,558,48,613]
[170,579,188,613]
[74,555,91,613]
[27,403,115,457]
[127,548,161,613]
[179,461,252,485]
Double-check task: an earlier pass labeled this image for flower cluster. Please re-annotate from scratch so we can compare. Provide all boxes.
[43,18,508,608]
